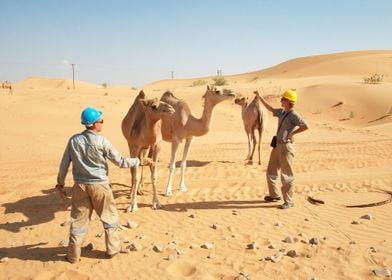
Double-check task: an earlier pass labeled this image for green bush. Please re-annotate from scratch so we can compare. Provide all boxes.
[191,80,207,87]
[363,74,383,84]
[213,76,227,86]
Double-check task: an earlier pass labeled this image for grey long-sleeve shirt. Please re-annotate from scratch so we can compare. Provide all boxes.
[57,129,139,185]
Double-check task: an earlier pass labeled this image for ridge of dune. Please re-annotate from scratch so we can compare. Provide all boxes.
[144,50,392,90]
[237,49,392,80]
[15,76,100,90]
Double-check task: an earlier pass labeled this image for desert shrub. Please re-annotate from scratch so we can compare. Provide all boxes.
[102,83,108,88]
[191,79,207,87]
[349,111,354,119]
[213,76,227,86]
[363,74,383,84]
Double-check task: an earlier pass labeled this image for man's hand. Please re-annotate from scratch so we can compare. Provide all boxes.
[140,157,155,167]
[55,184,67,197]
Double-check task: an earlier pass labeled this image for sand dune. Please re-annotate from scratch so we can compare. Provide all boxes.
[0,50,391,279]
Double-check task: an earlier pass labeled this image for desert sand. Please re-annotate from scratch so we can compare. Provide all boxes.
[0,50,391,279]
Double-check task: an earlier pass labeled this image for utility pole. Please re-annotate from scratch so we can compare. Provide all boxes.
[71,63,75,89]
[171,71,174,80]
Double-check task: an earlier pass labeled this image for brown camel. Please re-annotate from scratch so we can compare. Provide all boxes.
[234,94,267,165]
[121,90,175,212]
[160,85,235,196]
[1,80,12,94]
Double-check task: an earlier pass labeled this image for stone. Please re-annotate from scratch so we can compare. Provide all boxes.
[153,244,163,253]
[351,220,361,225]
[211,224,220,230]
[372,267,391,277]
[247,241,259,249]
[361,214,373,220]
[126,220,138,229]
[283,236,295,243]
[0,257,9,263]
[127,242,143,251]
[188,214,196,218]
[309,238,319,245]
[268,244,276,249]
[274,221,283,227]
[287,250,297,258]
[201,242,214,250]
[176,248,185,255]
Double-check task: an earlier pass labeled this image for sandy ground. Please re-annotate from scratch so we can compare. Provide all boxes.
[0,50,391,279]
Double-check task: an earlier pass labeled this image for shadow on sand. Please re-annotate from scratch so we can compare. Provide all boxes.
[0,187,71,233]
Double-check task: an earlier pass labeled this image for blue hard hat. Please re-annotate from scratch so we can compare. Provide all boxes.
[81,107,102,125]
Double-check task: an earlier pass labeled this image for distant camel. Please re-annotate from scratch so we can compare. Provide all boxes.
[160,85,235,196]
[1,80,12,94]
[234,94,267,165]
[121,90,175,212]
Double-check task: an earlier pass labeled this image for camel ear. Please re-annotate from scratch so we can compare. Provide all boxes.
[207,85,210,90]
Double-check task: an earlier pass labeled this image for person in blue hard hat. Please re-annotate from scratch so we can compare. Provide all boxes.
[55,106,152,263]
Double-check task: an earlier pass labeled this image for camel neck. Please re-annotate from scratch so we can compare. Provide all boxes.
[195,98,215,135]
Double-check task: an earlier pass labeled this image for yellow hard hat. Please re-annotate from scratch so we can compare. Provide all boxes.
[282,89,297,103]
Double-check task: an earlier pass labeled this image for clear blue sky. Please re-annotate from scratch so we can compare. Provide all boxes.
[0,0,391,87]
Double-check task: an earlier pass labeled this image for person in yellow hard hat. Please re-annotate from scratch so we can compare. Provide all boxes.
[55,107,153,263]
[254,89,309,209]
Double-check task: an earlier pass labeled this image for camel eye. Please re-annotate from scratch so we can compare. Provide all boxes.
[215,90,221,94]
[151,104,158,110]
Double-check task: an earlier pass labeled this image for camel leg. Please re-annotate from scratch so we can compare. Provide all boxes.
[165,140,180,197]
[137,149,148,195]
[257,127,262,165]
[126,166,139,212]
[150,146,161,209]
[246,132,253,165]
[179,138,193,192]
[249,131,257,164]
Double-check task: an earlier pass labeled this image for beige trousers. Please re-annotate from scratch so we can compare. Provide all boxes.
[266,143,295,203]
[67,183,120,263]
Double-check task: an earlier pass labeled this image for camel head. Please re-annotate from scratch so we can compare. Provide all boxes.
[140,98,175,117]
[203,85,235,105]
[234,96,248,107]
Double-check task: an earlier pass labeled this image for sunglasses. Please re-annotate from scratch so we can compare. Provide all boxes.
[95,120,104,124]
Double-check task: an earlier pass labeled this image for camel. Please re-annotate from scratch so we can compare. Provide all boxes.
[121,90,175,212]
[160,85,235,196]
[234,94,267,165]
[1,80,12,94]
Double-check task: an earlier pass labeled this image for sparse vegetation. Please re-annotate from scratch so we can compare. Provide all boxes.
[213,76,227,86]
[388,106,392,115]
[363,73,383,84]
[102,83,108,88]
[349,111,354,119]
[191,79,207,87]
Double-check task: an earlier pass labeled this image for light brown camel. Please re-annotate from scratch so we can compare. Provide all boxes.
[121,90,175,212]
[1,80,12,94]
[234,94,267,165]
[160,85,235,196]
